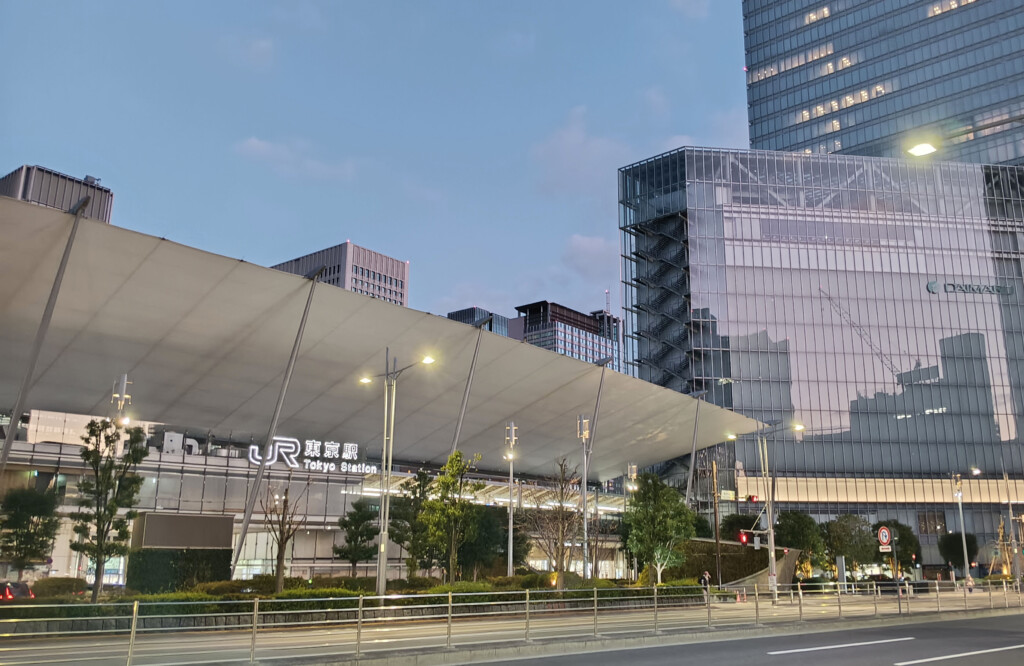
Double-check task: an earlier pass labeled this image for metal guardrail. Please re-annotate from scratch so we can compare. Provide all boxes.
[0,580,1020,665]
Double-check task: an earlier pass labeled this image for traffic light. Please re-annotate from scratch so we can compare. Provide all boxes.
[740,532,749,545]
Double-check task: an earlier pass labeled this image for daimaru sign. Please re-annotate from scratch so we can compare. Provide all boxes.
[927,280,1014,296]
[248,436,378,475]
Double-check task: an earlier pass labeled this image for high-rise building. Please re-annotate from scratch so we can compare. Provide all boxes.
[447,307,511,337]
[512,301,622,372]
[744,0,1024,165]
[619,146,1024,570]
[0,165,113,222]
[272,241,409,306]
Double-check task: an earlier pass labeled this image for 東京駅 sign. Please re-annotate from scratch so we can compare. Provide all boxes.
[248,436,378,475]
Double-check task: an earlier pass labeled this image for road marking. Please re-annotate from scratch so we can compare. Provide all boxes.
[894,644,1024,665]
[768,637,915,655]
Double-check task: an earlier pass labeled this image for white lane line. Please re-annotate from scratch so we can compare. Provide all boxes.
[768,636,915,655]
[893,643,1024,665]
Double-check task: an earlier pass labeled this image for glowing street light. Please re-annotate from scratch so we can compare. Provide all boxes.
[907,143,938,157]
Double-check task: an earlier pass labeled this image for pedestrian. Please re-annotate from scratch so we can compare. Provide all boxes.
[966,575,974,594]
[701,570,711,602]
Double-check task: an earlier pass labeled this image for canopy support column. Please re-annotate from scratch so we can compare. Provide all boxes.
[449,315,492,456]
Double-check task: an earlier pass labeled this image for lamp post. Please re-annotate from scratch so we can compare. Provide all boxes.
[361,348,435,597]
[505,421,518,577]
[757,420,803,603]
[625,463,638,581]
[578,415,591,579]
[953,472,972,581]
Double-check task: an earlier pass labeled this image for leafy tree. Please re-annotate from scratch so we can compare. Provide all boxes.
[527,458,581,590]
[775,512,824,573]
[719,512,759,542]
[421,451,483,581]
[820,515,875,575]
[390,469,434,575]
[871,520,920,575]
[939,532,979,575]
[624,473,695,584]
[260,477,309,593]
[70,419,148,602]
[334,498,378,577]
[0,487,61,579]
[693,514,713,539]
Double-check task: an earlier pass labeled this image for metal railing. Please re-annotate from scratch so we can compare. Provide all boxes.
[0,579,1020,665]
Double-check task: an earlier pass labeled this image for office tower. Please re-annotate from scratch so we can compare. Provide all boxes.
[512,301,621,371]
[0,165,113,222]
[619,146,1024,567]
[744,0,1024,164]
[447,307,511,337]
[272,241,409,306]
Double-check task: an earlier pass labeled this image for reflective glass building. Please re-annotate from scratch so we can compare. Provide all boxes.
[744,0,1024,165]
[620,147,1024,570]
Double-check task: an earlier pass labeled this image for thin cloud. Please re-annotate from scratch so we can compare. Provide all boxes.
[668,0,710,18]
[235,137,356,182]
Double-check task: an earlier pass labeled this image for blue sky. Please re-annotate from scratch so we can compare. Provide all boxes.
[1,1,747,318]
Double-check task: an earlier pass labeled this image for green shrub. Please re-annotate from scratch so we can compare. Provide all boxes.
[31,577,87,598]
[194,579,252,595]
[426,581,494,595]
[404,576,442,591]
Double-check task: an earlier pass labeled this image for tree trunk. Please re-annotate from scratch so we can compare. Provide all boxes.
[91,555,105,604]
[275,543,286,594]
[656,565,664,585]
[351,561,358,578]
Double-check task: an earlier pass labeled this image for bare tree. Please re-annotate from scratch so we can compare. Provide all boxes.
[524,458,581,590]
[260,474,309,594]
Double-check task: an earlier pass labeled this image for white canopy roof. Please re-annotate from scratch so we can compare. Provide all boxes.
[0,197,761,481]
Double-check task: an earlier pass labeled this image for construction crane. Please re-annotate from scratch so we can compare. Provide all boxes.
[818,286,902,384]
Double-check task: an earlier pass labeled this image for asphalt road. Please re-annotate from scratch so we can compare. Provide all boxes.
[487,614,1024,666]
[0,588,1016,665]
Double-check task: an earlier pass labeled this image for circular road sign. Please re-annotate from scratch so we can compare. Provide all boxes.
[878,526,892,546]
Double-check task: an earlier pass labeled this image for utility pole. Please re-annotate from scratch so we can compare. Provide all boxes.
[712,460,723,588]
[505,421,517,577]
[578,415,591,579]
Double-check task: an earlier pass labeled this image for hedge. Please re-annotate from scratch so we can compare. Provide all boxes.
[125,548,231,593]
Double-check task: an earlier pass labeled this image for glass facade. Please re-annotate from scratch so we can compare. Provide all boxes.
[620,147,1024,569]
[744,0,1024,165]
[513,301,622,372]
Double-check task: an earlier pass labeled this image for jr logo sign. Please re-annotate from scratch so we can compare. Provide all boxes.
[248,436,301,468]
[248,436,377,475]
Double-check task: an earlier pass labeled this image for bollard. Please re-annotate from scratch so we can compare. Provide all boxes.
[356,595,363,657]
[936,580,941,613]
[524,589,531,640]
[249,598,259,665]
[593,587,599,636]
[446,591,453,648]
[653,585,659,633]
[126,600,139,666]
[754,584,760,626]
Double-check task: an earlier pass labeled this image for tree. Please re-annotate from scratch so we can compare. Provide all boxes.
[260,476,309,593]
[420,451,483,581]
[458,505,500,580]
[0,487,61,580]
[334,498,378,577]
[820,515,875,575]
[871,520,920,575]
[525,458,581,590]
[939,532,979,575]
[390,469,434,575]
[693,514,713,539]
[70,419,148,602]
[775,512,824,574]
[624,473,695,584]
[719,512,759,543]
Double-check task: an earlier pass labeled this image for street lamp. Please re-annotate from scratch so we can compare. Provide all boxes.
[953,472,972,582]
[756,420,803,603]
[504,421,518,577]
[360,348,435,596]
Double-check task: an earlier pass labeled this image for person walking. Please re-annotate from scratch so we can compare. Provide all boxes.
[701,570,712,602]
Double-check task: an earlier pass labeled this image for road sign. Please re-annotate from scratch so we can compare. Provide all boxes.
[879,545,892,553]
[878,525,892,546]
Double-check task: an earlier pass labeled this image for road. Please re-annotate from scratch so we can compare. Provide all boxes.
[488,614,1024,666]
[0,587,1017,665]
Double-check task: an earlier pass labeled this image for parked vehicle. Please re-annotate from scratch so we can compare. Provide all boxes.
[0,581,34,601]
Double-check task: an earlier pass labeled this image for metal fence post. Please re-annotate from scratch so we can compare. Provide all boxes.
[126,600,139,666]
[963,579,969,610]
[873,582,878,617]
[936,580,941,613]
[524,589,531,640]
[707,586,712,627]
[446,591,453,648]
[989,580,994,609]
[905,582,911,616]
[593,587,599,636]
[837,584,842,619]
[1005,580,1010,608]
[652,585,659,633]
[249,598,259,665]
[356,595,363,657]
[754,584,760,626]
[797,582,803,621]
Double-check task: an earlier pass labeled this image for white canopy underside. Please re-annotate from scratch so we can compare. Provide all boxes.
[0,198,761,481]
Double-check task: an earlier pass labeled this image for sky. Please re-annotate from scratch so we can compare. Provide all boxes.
[1,0,748,319]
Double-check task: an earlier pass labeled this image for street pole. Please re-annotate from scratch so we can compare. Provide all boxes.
[578,415,591,580]
[954,474,971,582]
[762,433,778,602]
[712,460,723,588]
[893,534,902,616]
[375,350,395,597]
[506,421,517,577]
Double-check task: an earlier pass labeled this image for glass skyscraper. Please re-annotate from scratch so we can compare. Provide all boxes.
[619,146,1024,570]
[744,0,1024,165]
